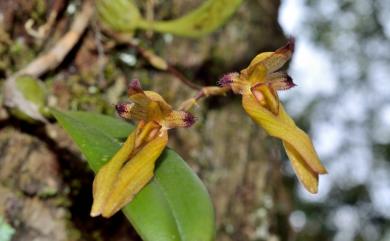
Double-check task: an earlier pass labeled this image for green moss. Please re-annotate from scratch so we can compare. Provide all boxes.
[9,41,36,70]
[38,186,58,198]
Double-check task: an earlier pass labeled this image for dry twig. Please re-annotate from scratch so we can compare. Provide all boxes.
[179,86,230,111]
[25,0,68,41]
[109,32,203,90]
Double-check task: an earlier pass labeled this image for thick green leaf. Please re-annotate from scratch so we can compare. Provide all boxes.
[10,76,48,122]
[51,110,125,171]
[51,109,215,241]
[139,0,244,37]
[97,0,243,38]
[60,111,134,140]
[97,0,141,32]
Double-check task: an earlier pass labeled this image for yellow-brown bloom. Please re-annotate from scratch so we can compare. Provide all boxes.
[220,39,327,193]
[91,80,195,218]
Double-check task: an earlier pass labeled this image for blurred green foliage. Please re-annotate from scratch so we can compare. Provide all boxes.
[97,0,243,37]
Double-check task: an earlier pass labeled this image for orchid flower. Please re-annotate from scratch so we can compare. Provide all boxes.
[91,79,195,218]
[219,40,327,193]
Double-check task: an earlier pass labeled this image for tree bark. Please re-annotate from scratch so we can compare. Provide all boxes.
[0,0,292,240]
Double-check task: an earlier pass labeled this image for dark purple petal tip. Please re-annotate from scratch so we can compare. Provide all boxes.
[128,79,142,92]
[183,112,196,128]
[115,103,127,114]
[287,37,295,53]
[277,37,295,54]
[285,75,297,89]
[218,73,237,87]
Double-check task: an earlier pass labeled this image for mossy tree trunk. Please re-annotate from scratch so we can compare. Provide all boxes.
[0,0,293,240]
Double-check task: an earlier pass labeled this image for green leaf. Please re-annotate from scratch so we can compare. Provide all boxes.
[51,110,126,171]
[51,109,215,241]
[139,0,243,37]
[97,0,243,38]
[10,75,49,122]
[97,0,141,32]
[59,111,134,140]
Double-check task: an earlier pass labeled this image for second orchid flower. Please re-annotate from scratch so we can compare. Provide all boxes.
[91,80,195,218]
[220,39,327,193]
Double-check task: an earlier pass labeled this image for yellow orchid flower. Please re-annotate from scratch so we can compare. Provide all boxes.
[91,79,195,218]
[219,39,327,193]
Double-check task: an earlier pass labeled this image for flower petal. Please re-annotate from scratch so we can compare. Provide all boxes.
[162,110,196,129]
[218,73,239,87]
[115,102,135,120]
[126,80,172,122]
[129,92,164,121]
[283,141,319,193]
[144,91,172,116]
[247,52,274,70]
[90,127,137,217]
[127,79,143,96]
[101,130,168,217]
[219,73,250,94]
[277,105,327,174]
[246,39,294,76]
[261,40,294,73]
[242,94,327,174]
[264,72,296,91]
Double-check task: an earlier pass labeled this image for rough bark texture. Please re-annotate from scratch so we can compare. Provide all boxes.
[0,1,292,240]
[0,127,69,241]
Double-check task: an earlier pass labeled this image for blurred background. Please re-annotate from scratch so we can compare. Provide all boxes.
[279,0,390,240]
[0,0,389,241]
